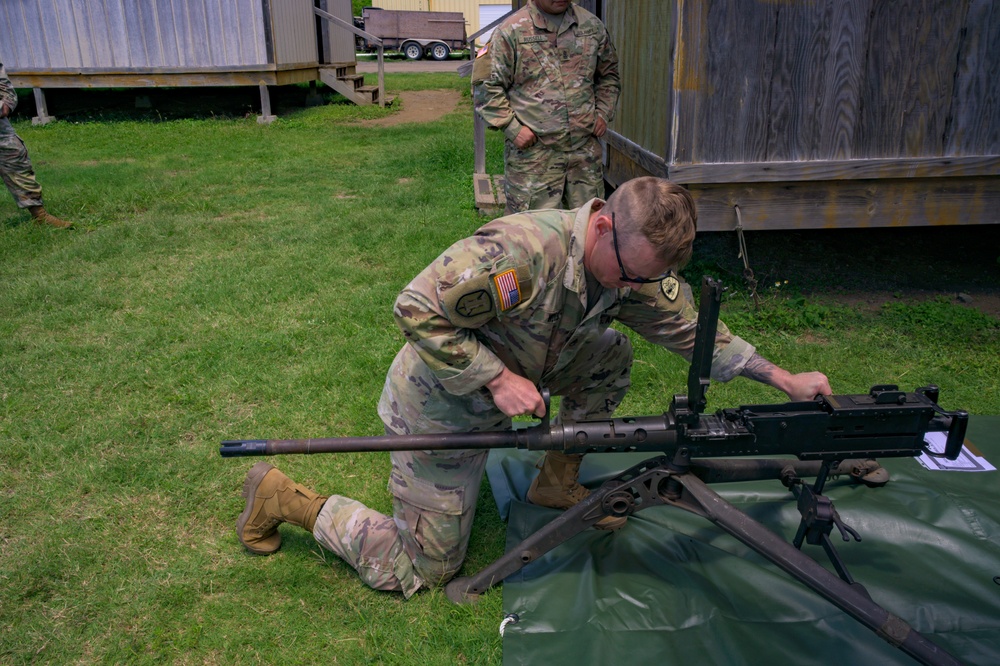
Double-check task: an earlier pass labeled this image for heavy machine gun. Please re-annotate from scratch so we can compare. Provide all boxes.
[221,278,969,666]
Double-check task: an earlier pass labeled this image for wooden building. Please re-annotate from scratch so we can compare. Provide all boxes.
[478,0,1000,231]
[0,0,380,123]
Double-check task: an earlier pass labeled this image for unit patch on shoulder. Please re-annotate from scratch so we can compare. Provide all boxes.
[660,276,680,301]
[455,289,494,318]
[442,270,498,328]
[471,44,493,84]
[493,269,522,311]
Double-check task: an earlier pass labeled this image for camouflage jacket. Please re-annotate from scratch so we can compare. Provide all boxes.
[388,201,755,405]
[473,1,620,151]
[0,65,18,132]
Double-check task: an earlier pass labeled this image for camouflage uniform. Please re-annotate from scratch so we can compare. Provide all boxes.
[473,1,620,214]
[0,64,44,209]
[311,200,755,597]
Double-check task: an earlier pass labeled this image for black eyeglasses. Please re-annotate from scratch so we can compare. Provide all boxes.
[611,213,669,284]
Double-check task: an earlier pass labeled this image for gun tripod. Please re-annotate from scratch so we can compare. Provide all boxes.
[444,449,961,666]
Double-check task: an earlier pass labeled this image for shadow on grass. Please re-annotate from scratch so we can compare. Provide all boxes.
[12,84,354,123]
[686,225,1000,301]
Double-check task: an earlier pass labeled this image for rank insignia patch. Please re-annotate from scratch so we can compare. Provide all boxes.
[660,276,680,301]
[493,269,522,311]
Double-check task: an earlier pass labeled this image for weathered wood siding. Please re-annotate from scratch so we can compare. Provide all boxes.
[319,0,357,64]
[269,0,319,67]
[362,9,466,45]
[669,0,1000,165]
[0,0,274,70]
[601,0,1000,230]
[605,0,672,163]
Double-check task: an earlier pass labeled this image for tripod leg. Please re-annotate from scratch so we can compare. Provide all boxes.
[446,483,609,602]
[667,472,960,666]
[445,457,673,603]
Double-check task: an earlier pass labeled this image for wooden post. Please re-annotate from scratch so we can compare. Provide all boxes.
[474,112,486,174]
[257,82,276,124]
[377,45,385,109]
[305,80,323,107]
[31,88,54,126]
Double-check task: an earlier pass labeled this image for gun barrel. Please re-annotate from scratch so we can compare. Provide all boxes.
[220,429,530,457]
[220,388,967,460]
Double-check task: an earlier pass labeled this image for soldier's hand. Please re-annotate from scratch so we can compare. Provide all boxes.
[0,103,8,119]
[782,371,832,401]
[485,367,546,418]
[514,126,537,149]
[593,116,607,137]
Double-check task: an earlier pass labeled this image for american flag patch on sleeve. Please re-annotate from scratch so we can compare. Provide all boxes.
[493,269,521,311]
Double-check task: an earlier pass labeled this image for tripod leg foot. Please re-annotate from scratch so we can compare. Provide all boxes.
[444,577,481,604]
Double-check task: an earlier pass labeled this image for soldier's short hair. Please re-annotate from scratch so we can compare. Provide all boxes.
[605,178,697,269]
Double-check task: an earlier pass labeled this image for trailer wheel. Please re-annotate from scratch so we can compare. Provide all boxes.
[402,42,423,60]
[430,43,451,61]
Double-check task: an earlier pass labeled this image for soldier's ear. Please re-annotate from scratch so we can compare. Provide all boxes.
[593,213,613,237]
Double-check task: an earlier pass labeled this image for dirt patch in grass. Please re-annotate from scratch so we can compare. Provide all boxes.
[814,289,1000,318]
[358,89,462,127]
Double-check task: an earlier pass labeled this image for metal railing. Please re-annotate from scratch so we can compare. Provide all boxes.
[461,8,517,175]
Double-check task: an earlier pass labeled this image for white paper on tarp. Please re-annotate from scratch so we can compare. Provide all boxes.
[917,431,996,471]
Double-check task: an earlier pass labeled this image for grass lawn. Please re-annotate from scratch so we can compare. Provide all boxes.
[2,73,998,664]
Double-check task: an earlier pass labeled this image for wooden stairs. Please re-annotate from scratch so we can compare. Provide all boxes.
[318,65,394,107]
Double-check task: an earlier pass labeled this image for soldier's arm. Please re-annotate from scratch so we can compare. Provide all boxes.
[591,27,620,126]
[0,65,17,117]
[617,278,756,383]
[394,288,504,398]
[740,355,832,400]
[472,28,526,142]
[393,231,523,397]
[618,279,830,399]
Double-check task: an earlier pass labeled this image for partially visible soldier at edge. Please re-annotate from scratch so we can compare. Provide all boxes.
[0,63,71,229]
[233,177,832,598]
[472,0,620,214]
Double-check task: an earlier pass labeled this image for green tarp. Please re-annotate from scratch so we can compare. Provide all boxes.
[486,416,1000,665]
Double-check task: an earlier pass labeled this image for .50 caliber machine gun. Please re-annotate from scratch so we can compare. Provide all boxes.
[221,277,969,666]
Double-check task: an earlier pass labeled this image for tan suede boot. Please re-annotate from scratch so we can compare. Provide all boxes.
[526,452,627,530]
[29,205,73,229]
[236,462,328,555]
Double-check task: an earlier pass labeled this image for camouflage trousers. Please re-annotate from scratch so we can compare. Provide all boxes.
[503,135,604,215]
[0,122,43,208]
[313,329,633,597]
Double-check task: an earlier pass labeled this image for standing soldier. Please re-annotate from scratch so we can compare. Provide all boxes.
[473,0,620,214]
[1,63,71,229]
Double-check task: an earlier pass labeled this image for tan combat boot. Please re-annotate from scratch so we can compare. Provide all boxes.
[526,452,626,530]
[29,205,73,229]
[236,462,328,555]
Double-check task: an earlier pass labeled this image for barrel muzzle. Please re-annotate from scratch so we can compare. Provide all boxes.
[220,440,268,457]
